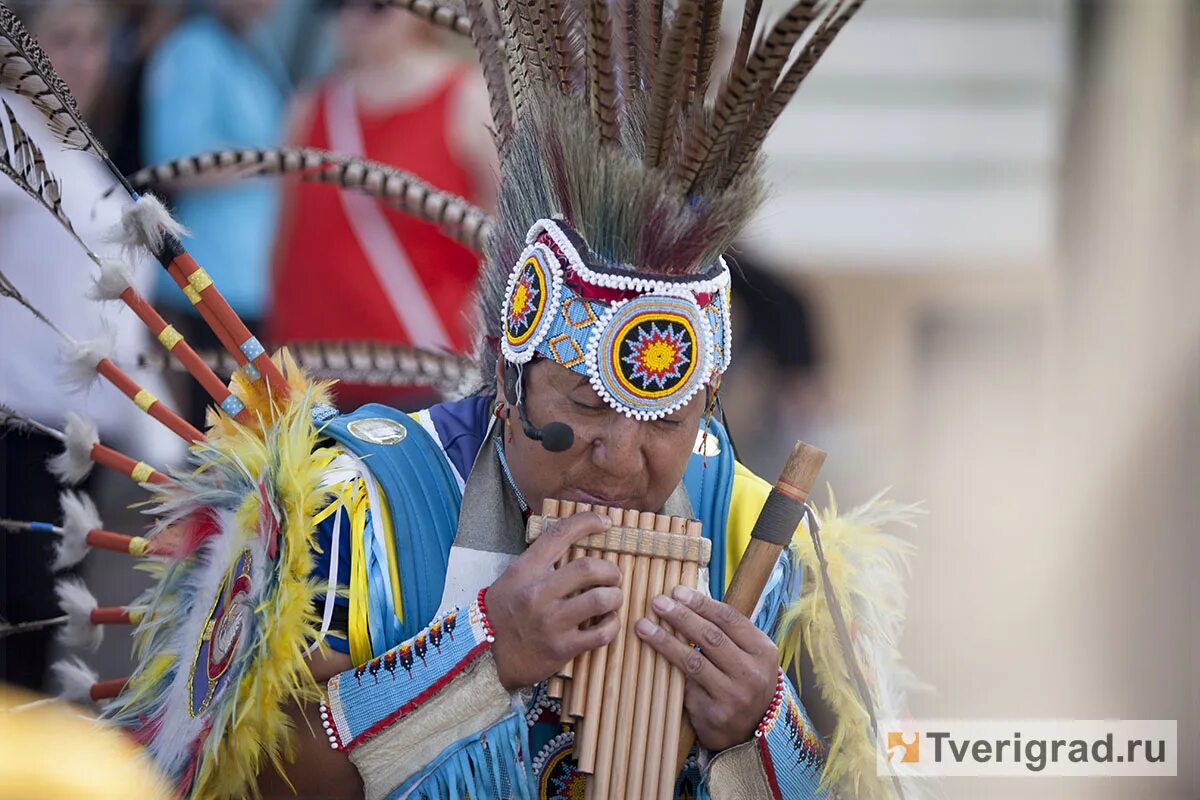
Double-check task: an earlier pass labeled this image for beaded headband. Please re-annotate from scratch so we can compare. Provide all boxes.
[500,219,732,421]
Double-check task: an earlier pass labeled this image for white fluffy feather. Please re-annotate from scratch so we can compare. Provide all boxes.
[114,194,188,260]
[62,326,115,392]
[52,656,99,705]
[55,490,101,570]
[55,577,103,651]
[89,259,136,301]
[48,412,98,485]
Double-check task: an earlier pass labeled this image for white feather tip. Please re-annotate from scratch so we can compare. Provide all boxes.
[54,578,102,651]
[89,260,135,302]
[114,194,188,258]
[52,656,99,705]
[62,327,116,393]
[55,490,101,570]
[47,412,98,485]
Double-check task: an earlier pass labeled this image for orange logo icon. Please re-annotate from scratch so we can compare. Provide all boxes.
[887,731,920,763]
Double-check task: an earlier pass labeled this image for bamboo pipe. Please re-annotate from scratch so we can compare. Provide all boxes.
[606,510,656,798]
[659,518,702,799]
[645,515,688,799]
[673,442,826,771]
[627,512,672,796]
[547,499,573,699]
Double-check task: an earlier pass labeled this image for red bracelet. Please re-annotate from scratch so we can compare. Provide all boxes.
[476,586,496,643]
[754,667,787,738]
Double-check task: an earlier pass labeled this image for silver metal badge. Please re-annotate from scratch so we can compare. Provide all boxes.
[346,417,408,446]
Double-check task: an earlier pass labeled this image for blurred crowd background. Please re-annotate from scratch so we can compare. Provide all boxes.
[0,1,1195,798]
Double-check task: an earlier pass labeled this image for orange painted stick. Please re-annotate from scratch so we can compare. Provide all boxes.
[94,358,203,443]
[89,607,138,626]
[165,246,288,396]
[90,677,128,702]
[118,286,249,422]
[89,444,171,486]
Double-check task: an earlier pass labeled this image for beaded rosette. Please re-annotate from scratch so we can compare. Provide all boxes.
[500,219,732,420]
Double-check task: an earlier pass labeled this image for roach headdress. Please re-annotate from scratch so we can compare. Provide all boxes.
[470,0,864,419]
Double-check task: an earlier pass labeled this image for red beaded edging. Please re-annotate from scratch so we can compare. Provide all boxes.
[754,667,787,738]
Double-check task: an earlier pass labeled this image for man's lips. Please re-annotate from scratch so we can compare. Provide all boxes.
[565,488,634,508]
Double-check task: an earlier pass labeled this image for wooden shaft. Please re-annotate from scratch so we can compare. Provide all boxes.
[168,250,289,395]
[89,607,134,626]
[90,677,128,702]
[607,511,656,799]
[95,359,204,443]
[165,261,246,368]
[674,442,826,772]
[576,506,625,774]
[646,516,687,799]
[89,444,171,485]
[586,508,640,790]
[118,286,248,422]
[660,519,701,799]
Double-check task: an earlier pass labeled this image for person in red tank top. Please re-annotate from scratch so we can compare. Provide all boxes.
[268,2,496,407]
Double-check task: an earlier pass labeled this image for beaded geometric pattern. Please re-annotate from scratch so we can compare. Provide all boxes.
[499,219,732,421]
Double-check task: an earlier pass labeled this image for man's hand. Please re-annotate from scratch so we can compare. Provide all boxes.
[488,511,623,691]
[635,585,779,752]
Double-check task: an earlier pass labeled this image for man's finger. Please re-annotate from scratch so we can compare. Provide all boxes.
[557,585,623,628]
[633,617,727,697]
[525,511,610,569]
[547,555,622,597]
[648,593,755,676]
[670,585,764,654]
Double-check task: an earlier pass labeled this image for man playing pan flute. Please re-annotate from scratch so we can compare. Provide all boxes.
[254,2,895,797]
[0,0,916,798]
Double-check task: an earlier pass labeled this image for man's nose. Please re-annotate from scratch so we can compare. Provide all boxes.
[590,413,645,476]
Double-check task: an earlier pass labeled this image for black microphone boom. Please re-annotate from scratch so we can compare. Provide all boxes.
[517,399,575,452]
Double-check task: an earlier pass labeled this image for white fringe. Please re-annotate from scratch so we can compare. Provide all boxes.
[48,412,98,485]
[52,656,99,705]
[113,194,188,260]
[56,490,101,570]
[55,577,102,651]
[62,326,115,393]
[88,259,136,302]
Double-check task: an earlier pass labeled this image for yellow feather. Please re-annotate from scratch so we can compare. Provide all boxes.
[778,487,925,800]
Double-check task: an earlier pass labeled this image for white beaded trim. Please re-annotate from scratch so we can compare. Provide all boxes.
[527,218,731,295]
[320,698,342,750]
[584,294,716,421]
[499,241,564,365]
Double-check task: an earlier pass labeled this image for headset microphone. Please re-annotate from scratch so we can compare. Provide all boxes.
[505,363,577,453]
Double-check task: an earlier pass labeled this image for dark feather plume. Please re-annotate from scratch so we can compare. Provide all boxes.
[495,0,531,116]
[694,0,725,101]
[0,7,113,165]
[724,0,865,181]
[125,146,494,252]
[678,0,829,190]
[621,0,642,100]
[0,99,77,241]
[643,0,701,168]
[729,0,763,85]
[586,0,620,145]
[463,0,515,147]
[379,0,472,36]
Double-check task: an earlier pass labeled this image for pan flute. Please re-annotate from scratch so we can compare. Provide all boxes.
[525,499,711,800]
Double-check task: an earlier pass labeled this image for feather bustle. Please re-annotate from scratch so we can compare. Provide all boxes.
[127,146,493,253]
[48,412,98,485]
[724,0,865,182]
[644,0,702,169]
[380,0,473,36]
[55,577,103,651]
[57,490,102,571]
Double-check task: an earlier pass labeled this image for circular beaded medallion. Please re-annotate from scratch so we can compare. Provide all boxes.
[501,243,562,363]
[588,294,713,419]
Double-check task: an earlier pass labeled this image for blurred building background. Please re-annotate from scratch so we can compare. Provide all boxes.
[0,1,1195,798]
